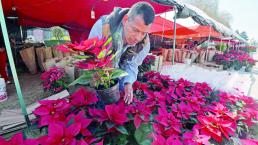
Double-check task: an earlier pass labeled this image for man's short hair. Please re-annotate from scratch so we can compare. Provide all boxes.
[128,2,155,25]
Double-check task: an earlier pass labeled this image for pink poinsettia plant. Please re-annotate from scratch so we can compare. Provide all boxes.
[40,67,68,93]
[57,37,128,89]
[2,71,258,144]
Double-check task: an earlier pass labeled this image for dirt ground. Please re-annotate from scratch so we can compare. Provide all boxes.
[0,73,45,113]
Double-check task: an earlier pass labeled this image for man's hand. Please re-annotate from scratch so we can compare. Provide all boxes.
[124,83,133,104]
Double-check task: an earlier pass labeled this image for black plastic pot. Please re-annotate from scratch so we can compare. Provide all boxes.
[96,80,120,104]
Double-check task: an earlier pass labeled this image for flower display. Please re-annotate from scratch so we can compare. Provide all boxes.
[3,71,258,144]
[213,50,256,71]
[40,67,68,93]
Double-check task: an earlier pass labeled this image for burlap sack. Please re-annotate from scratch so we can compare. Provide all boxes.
[20,47,37,74]
[190,51,199,63]
[199,50,207,63]
[63,52,71,57]
[52,47,64,58]
[44,47,53,59]
[174,49,180,62]
[44,59,56,71]
[35,47,45,71]
[161,48,169,62]
[207,49,217,62]
[167,49,173,61]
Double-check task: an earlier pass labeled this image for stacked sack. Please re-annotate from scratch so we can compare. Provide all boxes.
[161,48,199,63]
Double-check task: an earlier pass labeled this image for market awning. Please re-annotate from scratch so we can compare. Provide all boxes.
[149,16,197,36]
[2,0,172,42]
[176,25,221,39]
[151,0,247,42]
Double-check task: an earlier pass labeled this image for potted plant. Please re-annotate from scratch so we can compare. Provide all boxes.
[57,37,128,104]
[40,66,68,94]
[138,55,156,80]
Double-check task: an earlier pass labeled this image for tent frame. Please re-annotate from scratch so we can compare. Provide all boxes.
[0,1,31,128]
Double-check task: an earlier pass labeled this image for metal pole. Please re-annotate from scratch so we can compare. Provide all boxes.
[206,25,212,62]
[20,26,23,41]
[172,7,177,65]
[0,1,31,127]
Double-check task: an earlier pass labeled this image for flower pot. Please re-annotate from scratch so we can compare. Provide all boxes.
[245,66,252,72]
[223,65,229,70]
[96,80,120,104]
[234,65,242,71]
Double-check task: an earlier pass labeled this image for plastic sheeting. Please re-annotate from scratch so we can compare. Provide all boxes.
[149,16,197,36]
[151,0,246,42]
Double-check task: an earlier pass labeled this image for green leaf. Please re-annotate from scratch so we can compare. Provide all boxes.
[69,71,93,86]
[104,37,112,46]
[134,123,153,145]
[97,49,106,59]
[110,69,128,79]
[74,55,91,59]
[116,126,129,135]
[110,50,119,60]
[140,139,152,145]
[107,49,113,55]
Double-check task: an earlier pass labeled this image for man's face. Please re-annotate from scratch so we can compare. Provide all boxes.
[123,15,151,45]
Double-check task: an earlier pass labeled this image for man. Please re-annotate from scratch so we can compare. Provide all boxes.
[88,2,155,104]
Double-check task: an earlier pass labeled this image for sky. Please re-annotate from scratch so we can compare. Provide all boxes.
[218,0,258,41]
[160,0,258,41]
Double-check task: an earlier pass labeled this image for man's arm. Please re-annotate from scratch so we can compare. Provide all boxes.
[88,17,103,39]
[122,42,150,84]
[122,42,150,104]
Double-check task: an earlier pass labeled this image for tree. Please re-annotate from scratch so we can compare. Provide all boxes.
[51,27,64,41]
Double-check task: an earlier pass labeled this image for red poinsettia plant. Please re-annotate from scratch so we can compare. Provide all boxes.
[40,67,68,93]
[138,55,156,74]
[2,71,258,144]
[57,37,128,89]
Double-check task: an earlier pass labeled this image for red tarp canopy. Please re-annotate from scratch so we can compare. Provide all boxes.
[149,17,197,37]
[149,16,189,33]
[2,0,172,42]
[177,25,221,39]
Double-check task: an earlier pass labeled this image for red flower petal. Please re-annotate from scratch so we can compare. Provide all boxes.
[48,123,64,139]
[66,122,81,137]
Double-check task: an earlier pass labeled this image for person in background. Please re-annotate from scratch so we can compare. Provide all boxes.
[0,34,10,84]
[0,34,9,102]
[88,2,155,104]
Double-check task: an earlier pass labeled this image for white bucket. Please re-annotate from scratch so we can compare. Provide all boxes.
[0,78,7,99]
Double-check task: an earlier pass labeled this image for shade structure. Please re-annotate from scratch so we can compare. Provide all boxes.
[152,0,246,42]
[177,25,221,39]
[2,0,172,42]
[149,16,196,37]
